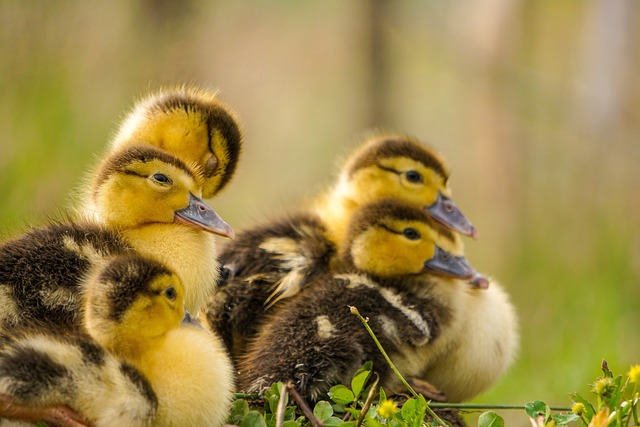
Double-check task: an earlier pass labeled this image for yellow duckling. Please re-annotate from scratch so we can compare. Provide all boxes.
[204,133,479,361]
[108,85,242,199]
[316,133,477,245]
[0,254,234,426]
[0,145,233,328]
[237,199,516,403]
[83,144,234,313]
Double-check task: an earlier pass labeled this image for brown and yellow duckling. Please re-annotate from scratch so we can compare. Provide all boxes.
[236,199,511,402]
[203,134,480,361]
[0,254,234,426]
[0,145,233,328]
[315,133,477,244]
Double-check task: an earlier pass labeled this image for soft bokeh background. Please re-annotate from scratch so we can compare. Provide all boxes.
[1,1,638,425]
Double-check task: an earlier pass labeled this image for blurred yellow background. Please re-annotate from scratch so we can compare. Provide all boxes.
[1,1,638,425]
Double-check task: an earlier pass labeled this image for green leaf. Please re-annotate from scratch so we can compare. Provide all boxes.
[241,411,267,427]
[552,413,580,426]
[414,395,427,427]
[366,416,386,427]
[353,361,374,377]
[341,422,357,427]
[401,398,418,422]
[284,406,297,421]
[228,399,250,424]
[379,387,387,403]
[230,398,250,415]
[313,401,334,422]
[267,394,280,415]
[525,401,551,422]
[603,375,623,411]
[345,407,361,419]
[351,368,371,398]
[569,392,596,420]
[324,416,344,426]
[282,422,301,427]
[328,384,355,404]
[478,411,505,427]
[401,397,426,427]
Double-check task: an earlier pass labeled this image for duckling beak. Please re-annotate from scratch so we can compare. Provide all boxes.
[181,310,204,328]
[175,193,235,239]
[470,273,490,289]
[425,193,478,239]
[423,246,477,280]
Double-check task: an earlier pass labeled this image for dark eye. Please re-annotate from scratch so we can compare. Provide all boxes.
[403,228,420,240]
[164,287,177,301]
[152,173,171,184]
[405,171,423,183]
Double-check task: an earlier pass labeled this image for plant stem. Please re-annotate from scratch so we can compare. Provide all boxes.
[287,383,324,427]
[356,374,379,427]
[276,383,287,427]
[233,393,262,399]
[428,403,572,412]
[349,306,449,427]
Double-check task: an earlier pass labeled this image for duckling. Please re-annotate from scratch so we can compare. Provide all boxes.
[237,199,517,403]
[108,85,242,198]
[0,145,233,328]
[0,254,234,426]
[203,133,478,359]
[204,213,336,359]
[315,133,477,245]
[85,144,234,312]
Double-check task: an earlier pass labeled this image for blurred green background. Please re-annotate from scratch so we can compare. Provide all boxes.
[0,1,638,425]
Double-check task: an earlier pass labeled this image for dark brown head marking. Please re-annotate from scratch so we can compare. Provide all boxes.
[149,90,242,194]
[93,145,197,197]
[344,199,455,254]
[96,255,174,323]
[347,135,449,182]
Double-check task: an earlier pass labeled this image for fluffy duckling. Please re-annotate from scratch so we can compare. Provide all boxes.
[85,144,234,312]
[315,133,477,245]
[203,134,478,359]
[0,145,233,328]
[204,213,336,360]
[0,254,234,426]
[237,199,517,403]
[108,85,242,198]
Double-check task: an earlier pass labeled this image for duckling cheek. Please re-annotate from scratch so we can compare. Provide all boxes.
[203,155,218,178]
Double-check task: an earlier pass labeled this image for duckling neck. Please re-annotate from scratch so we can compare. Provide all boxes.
[121,224,220,313]
[105,332,168,366]
[133,325,235,426]
[312,185,358,246]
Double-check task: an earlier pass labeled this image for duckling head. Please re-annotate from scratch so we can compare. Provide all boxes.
[90,145,234,238]
[336,134,477,239]
[111,86,242,198]
[84,254,186,358]
[342,199,482,283]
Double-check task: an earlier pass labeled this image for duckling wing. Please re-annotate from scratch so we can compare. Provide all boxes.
[0,223,132,329]
[203,213,335,359]
[0,327,156,426]
[237,273,445,400]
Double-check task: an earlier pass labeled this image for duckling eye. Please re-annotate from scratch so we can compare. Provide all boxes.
[405,171,423,184]
[164,287,177,301]
[152,173,172,184]
[403,228,420,240]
